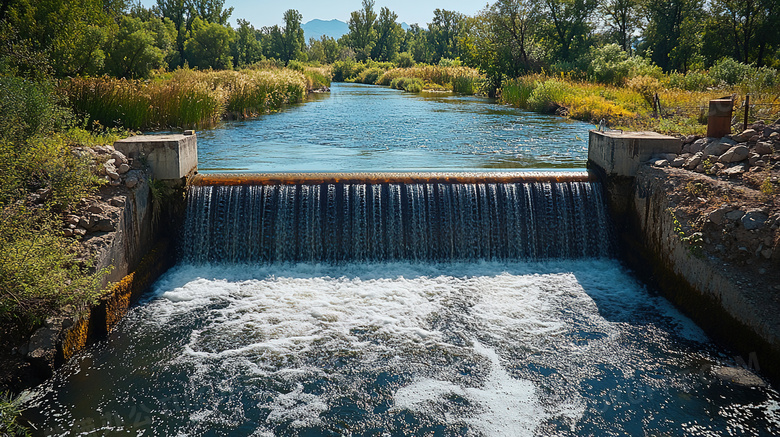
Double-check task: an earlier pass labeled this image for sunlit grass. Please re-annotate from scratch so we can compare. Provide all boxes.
[61,67,321,130]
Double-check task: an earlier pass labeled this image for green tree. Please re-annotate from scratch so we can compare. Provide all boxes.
[372,7,403,61]
[184,17,234,69]
[403,24,432,64]
[538,0,598,63]
[470,0,540,94]
[600,0,641,53]
[156,0,233,67]
[267,9,305,63]
[232,18,263,67]
[640,0,704,72]
[347,0,377,61]
[106,16,172,78]
[428,9,465,63]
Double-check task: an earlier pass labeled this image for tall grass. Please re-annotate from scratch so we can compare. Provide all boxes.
[377,65,482,91]
[499,73,780,135]
[390,77,424,93]
[62,67,317,130]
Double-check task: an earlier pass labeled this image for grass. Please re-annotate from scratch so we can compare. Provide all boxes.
[500,73,780,135]
[390,77,424,93]
[61,66,322,131]
[333,61,483,94]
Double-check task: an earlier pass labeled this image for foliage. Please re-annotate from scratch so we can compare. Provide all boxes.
[184,17,234,70]
[395,52,416,68]
[665,70,716,91]
[390,77,424,93]
[1,391,30,436]
[106,16,173,78]
[709,57,753,86]
[627,75,662,106]
[587,44,661,85]
[62,67,310,130]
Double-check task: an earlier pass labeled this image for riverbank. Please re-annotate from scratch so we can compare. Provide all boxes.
[62,66,331,131]
[500,74,780,136]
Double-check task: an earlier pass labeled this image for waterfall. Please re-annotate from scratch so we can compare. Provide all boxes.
[180,179,613,263]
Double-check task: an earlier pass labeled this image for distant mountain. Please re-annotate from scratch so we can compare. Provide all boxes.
[302,19,412,42]
[302,19,349,42]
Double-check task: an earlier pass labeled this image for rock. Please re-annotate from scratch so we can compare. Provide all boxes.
[755,141,774,155]
[118,163,130,174]
[110,179,121,186]
[684,152,703,170]
[718,145,749,163]
[125,176,139,188]
[690,138,707,153]
[683,135,697,144]
[654,159,669,167]
[732,129,756,142]
[742,210,769,230]
[87,204,103,214]
[110,150,127,166]
[770,132,779,140]
[762,249,773,259]
[671,157,686,167]
[712,366,767,387]
[695,163,705,172]
[748,153,760,166]
[722,163,747,176]
[703,141,732,157]
[93,218,115,232]
[65,215,80,226]
[26,326,59,377]
[109,197,126,207]
[763,125,780,137]
[725,210,745,221]
[63,228,74,237]
[707,206,733,225]
[104,161,120,180]
[74,227,87,236]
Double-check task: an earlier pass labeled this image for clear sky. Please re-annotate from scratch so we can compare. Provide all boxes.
[140,1,489,28]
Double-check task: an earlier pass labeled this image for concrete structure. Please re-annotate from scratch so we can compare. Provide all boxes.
[588,130,681,177]
[114,132,197,180]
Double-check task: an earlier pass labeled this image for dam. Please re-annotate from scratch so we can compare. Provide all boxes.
[20,84,780,435]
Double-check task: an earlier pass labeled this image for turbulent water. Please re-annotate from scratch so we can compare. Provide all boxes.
[24,261,780,436]
[195,83,592,172]
[181,181,613,263]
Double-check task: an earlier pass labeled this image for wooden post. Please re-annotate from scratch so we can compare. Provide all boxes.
[744,94,750,130]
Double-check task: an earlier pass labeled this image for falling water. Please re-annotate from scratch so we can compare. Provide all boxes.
[180,180,613,263]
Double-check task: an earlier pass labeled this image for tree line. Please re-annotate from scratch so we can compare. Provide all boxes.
[1,0,778,87]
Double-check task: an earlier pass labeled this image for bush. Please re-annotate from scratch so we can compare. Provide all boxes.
[287,60,305,72]
[500,77,535,107]
[451,73,478,94]
[709,57,753,86]
[666,70,716,91]
[395,52,415,68]
[587,44,660,85]
[390,77,423,93]
[527,79,573,113]
[627,75,662,107]
[332,59,364,82]
[353,67,384,84]
[438,58,462,67]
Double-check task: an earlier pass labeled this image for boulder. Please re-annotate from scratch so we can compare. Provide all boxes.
[703,141,732,157]
[671,157,686,168]
[725,210,745,221]
[742,210,769,230]
[722,163,747,176]
[732,129,756,142]
[718,145,749,163]
[118,163,130,174]
[707,206,734,225]
[755,141,774,155]
[689,138,707,153]
[683,135,697,144]
[654,159,670,167]
[684,152,703,170]
[110,150,128,166]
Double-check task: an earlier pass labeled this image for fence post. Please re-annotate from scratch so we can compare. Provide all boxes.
[744,94,750,131]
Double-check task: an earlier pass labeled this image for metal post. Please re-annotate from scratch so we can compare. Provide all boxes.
[744,94,750,130]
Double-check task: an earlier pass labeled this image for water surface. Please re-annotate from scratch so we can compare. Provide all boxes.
[23,261,780,435]
[196,83,592,172]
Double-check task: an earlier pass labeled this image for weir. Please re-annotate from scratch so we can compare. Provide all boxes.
[181,171,613,263]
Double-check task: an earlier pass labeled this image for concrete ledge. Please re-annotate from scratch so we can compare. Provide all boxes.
[114,133,197,180]
[588,130,681,177]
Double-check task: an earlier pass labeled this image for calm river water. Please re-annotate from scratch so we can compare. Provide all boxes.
[196,83,592,172]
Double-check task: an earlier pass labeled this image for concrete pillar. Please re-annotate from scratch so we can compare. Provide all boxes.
[114,132,198,180]
[587,130,681,178]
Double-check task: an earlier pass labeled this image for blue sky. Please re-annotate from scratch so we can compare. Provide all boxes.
[140,1,489,28]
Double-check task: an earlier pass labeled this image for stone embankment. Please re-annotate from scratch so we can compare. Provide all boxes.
[2,143,179,392]
[621,122,780,381]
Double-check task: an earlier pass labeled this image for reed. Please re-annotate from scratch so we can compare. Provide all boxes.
[377,65,482,92]
[390,77,424,93]
[61,67,318,130]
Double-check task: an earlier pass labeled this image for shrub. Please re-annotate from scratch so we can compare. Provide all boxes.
[709,57,753,86]
[527,79,573,113]
[452,73,479,94]
[500,77,535,107]
[395,51,415,68]
[286,60,305,72]
[354,67,384,84]
[332,59,364,82]
[666,70,716,91]
[627,75,662,107]
[390,77,424,93]
[587,44,660,85]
